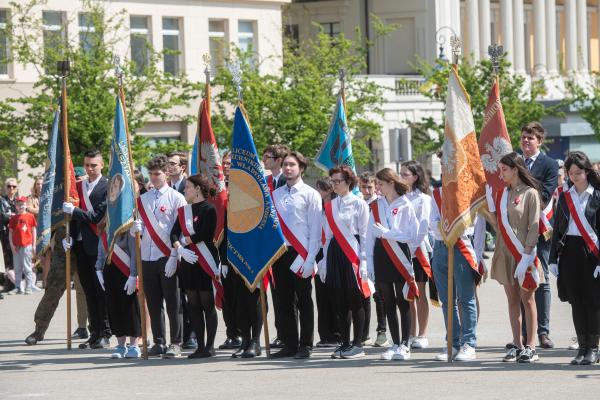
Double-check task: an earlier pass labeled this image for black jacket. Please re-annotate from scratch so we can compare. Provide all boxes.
[71,177,108,257]
[529,152,558,207]
[172,177,186,196]
[549,187,600,265]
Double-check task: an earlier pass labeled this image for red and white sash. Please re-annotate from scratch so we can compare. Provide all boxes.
[495,187,541,290]
[274,192,309,276]
[370,198,416,300]
[538,199,554,240]
[77,180,100,236]
[325,199,371,298]
[137,196,172,258]
[415,245,432,279]
[563,188,599,258]
[177,205,224,309]
[267,175,275,196]
[111,243,132,278]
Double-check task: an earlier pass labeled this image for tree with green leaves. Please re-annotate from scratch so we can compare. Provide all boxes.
[565,72,600,145]
[0,0,200,180]
[407,56,557,158]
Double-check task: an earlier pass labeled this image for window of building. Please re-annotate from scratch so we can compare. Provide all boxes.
[43,11,66,73]
[238,20,256,67]
[162,17,181,75]
[0,10,9,77]
[320,22,340,38]
[284,24,299,49]
[79,12,101,54]
[130,16,151,75]
[208,19,226,73]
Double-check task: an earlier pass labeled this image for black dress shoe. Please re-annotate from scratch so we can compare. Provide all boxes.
[148,344,166,357]
[242,339,261,358]
[71,328,89,340]
[25,332,44,346]
[182,338,198,350]
[270,346,297,359]
[270,338,284,349]
[188,348,213,359]
[219,338,233,350]
[294,346,312,359]
[90,337,110,349]
[232,338,249,358]
[79,335,98,349]
[539,334,554,349]
[231,336,242,348]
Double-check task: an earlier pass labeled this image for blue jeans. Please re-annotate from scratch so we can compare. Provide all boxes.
[432,240,477,348]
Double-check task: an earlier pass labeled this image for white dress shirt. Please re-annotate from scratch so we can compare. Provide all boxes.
[366,195,418,273]
[405,189,432,255]
[140,184,187,261]
[85,175,102,196]
[272,179,322,263]
[566,184,594,236]
[323,192,369,262]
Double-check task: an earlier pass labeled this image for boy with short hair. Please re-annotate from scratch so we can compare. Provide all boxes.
[9,196,37,294]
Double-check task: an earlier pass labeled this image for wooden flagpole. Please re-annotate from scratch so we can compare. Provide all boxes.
[59,61,72,351]
[260,286,271,357]
[116,60,149,360]
[340,68,347,114]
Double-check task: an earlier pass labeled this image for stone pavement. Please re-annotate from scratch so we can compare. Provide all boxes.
[0,270,598,399]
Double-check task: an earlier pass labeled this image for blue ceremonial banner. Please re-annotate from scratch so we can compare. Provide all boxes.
[314,94,356,172]
[227,106,286,290]
[190,134,199,174]
[106,95,135,253]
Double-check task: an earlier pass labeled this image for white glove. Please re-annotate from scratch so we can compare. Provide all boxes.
[124,276,137,295]
[164,256,177,278]
[130,219,143,235]
[301,260,315,278]
[367,259,375,282]
[359,260,368,281]
[485,184,496,213]
[594,265,600,279]
[62,202,75,215]
[514,253,533,282]
[62,237,72,252]
[549,263,559,278]
[177,246,198,264]
[372,223,389,239]
[317,259,326,282]
[221,264,229,278]
[96,271,105,291]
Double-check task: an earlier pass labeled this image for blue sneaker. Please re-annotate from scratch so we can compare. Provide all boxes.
[125,345,141,359]
[111,344,127,359]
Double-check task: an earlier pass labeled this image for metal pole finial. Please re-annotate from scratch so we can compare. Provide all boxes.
[113,55,124,87]
[450,35,462,65]
[488,44,504,75]
[228,58,243,102]
[203,53,211,83]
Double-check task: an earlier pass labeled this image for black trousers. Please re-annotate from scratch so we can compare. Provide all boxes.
[75,244,110,339]
[373,286,387,332]
[331,287,364,346]
[234,271,262,340]
[272,249,314,349]
[222,265,241,339]
[362,296,371,341]
[315,275,340,342]
[104,265,141,338]
[142,257,182,345]
[378,281,411,345]
[572,304,600,336]
[270,271,293,342]
[186,289,217,351]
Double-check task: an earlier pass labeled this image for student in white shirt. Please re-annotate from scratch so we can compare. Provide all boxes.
[270,151,322,359]
[366,168,418,360]
[400,160,434,350]
[131,155,187,359]
[322,165,369,359]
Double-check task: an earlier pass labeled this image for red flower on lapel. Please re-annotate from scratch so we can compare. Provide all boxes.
[193,216,198,222]
[392,208,399,215]
[514,195,521,205]
[159,205,166,213]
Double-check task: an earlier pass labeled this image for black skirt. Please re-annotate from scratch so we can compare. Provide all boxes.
[326,236,361,290]
[558,236,600,306]
[104,264,141,338]
[373,238,410,284]
[179,257,213,291]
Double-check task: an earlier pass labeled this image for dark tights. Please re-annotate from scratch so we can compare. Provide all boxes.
[331,287,364,346]
[379,281,411,345]
[186,290,217,351]
[571,303,600,336]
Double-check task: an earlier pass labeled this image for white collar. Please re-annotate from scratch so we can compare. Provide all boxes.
[285,179,304,193]
[86,175,102,186]
[524,151,540,162]
[154,184,170,195]
[569,184,594,197]
[271,171,283,181]
[171,176,184,188]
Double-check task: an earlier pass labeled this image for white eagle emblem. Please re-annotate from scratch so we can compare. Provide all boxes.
[480,137,512,173]
[200,141,226,192]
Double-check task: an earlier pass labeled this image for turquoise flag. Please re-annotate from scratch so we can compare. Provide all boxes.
[227,106,285,290]
[106,95,135,253]
[190,134,199,174]
[314,94,356,172]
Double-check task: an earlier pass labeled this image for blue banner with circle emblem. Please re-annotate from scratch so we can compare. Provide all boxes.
[106,95,135,255]
[227,106,286,291]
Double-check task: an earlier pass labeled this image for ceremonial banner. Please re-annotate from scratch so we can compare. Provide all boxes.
[36,100,79,255]
[106,95,135,256]
[190,135,199,174]
[227,106,286,290]
[315,94,356,172]
[478,76,512,196]
[440,66,486,246]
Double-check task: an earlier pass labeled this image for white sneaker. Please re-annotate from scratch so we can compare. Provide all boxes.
[435,347,459,361]
[392,343,411,360]
[341,345,365,359]
[29,285,42,293]
[454,344,476,361]
[411,336,429,349]
[380,344,399,360]
[568,337,579,350]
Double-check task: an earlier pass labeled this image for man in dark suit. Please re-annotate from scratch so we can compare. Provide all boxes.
[63,149,110,349]
[520,122,558,349]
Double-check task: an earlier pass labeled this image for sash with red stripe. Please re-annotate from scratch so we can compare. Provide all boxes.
[495,187,541,290]
[111,243,132,278]
[273,189,309,277]
[538,198,554,240]
[370,199,417,301]
[325,199,371,298]
[137,196,172,257]
[563,188,599,258]
[77,180,100,236]
[267,175,274,195]
[177,205,224,309]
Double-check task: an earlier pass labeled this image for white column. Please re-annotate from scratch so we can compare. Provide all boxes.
[500,0,514,68]
[545,0,558,74]
[565,0,578,73]
[576,0,589,72]
[479,0,491,59]
[532,0,547,75]
[466,0,480,61]
[512,0,526,74]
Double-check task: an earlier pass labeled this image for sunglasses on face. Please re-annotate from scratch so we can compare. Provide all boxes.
[6,185,17,189]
